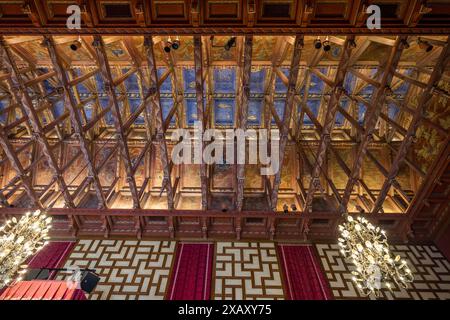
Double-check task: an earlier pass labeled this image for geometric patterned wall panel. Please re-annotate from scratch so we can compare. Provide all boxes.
[57,240,176,300]
[316,244,450,300]
[213,242,284,300]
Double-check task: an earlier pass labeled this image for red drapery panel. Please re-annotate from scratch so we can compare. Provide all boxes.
[0,281,86,300]
[166,243,214,300]
[277,244,333,300]
[27,241,75,269]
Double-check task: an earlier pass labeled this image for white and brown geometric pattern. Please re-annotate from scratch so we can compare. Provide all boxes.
[316,244,450,300]
[213,242,284,300]
[57,239,176,300]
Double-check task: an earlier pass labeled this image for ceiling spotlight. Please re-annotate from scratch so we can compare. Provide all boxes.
[70,39,82,51]
[400,39,410,49]
[283,204,289,214]
[291,204,297,212]
[323,36,331,52]
[417,38,433,52]
[224,37,236,51]
[349,39,357,49]
[314,36,322,49]
[171,37,180,50]
[164,37,173,53]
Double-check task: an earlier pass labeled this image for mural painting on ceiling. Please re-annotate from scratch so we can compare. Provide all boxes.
[212,164,233,190]
[414,81,450,172]
[130,147,145,186]
[244,165,263,190]
[64,145,87,186]
[35,151,55,186]
[95,146,117,187]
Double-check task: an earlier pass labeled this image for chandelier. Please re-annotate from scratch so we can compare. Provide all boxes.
[0,210,52,288]
[338,215,413,297]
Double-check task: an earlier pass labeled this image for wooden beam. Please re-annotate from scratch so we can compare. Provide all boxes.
[305,36,356,212]
[193,35,208,210]
[92,35,141,209]
[144,36,174,210]
[270,35,303,210]
[372,37,450,214]
[340,36,407,213]
[44,36,108,209]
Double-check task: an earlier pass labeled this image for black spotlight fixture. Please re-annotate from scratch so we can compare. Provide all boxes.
[313,36,322,49]
[290,204,297,212]
[349,39,357,49]
[323,36,331,52]
[401,39,410,49]
[171,36,180,50]
[164,37,173,53]
[417,38,433,52]
[283,204,289,214]
[70,39,82,51]
[224,37,236,51]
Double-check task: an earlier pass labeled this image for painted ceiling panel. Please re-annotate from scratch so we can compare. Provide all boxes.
[388,103,400,119]
[52,99,65,118]
[214,67,236,93]
[248,99,263,126]
[123,71,140,93]
[358,103,367,123]
[275,68,289,93]
[308,70,326,95]
[157,67,172,93]
[185,99,198,126]
[0,100,7,124]
[161,98,175,125]
[183,68,196,94]
[344,72,356,93]
[214,98,235,126]
[250,69,266,93]
[273,100,285,124]
[307,99,320,120]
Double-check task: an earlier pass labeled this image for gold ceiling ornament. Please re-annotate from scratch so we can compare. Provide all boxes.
[338,215,413,298]
[0,210,52,288]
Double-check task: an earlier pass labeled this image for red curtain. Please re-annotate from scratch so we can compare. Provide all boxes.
[166,243,214,300]
[277,245,333,300]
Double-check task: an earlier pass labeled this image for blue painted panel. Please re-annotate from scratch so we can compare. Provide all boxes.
[185,99,198,126]
[275,68,289,93]
[52,100,65,118]
[128,98,141,114]
[84,107,93,120]
[214,68,236,93]
[344,73,355,93]
[248,99,262,125]
[335,113,345,126]
[273,100,285,124]
[358,103,367,123]
[183,68,196,93]
[76,83,90,96]
[161,99,175,124]
[158,67,172,93]
[308,70,325,94]
[0,100,6,123]
[388,103,399,119]
[250,69,266,93]
[124,72,140,93]
[307,99,320,119]
[214,98,235,126]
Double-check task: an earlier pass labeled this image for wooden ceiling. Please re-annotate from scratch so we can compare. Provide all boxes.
[0,1,448,243]
[0,0,449,34]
